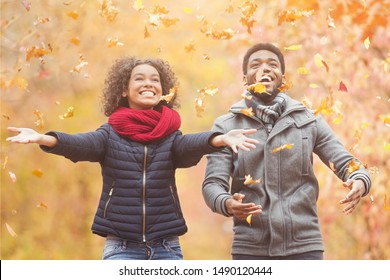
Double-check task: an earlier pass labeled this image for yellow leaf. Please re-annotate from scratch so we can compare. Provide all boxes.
[314,53,323,67]
[384,195,390,211]
[67,10,79,20]
[5,223,17,237]
[384,142,390,151]
[107,37,124,48]
[309,83,319,88]
[32,168,43,178]
[183,7,193,13]
[70,61,88,73]
[198,85,219,97]
[297,67,310,75]
[59,106,74,119]
[379,114,390,125]
[246,214,252,225]
[10,76,28,90]
[314,96,333,116]
[278,9,314,25]
[364,36,370,50]
[240,108,254,117]
[272,143,294,153]
[244,174,261,185]
[25,46,51,61]
[133,0,144,11]
[284,44,302,51]
[332,113,343,124]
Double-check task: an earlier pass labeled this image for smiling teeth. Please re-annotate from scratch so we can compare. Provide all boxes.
[141,91,155,97]
[260,76,272,82]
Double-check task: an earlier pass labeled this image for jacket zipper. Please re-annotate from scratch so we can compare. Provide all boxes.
[142,145,147,242]
[170,185,179,217]
[103,181,115,218]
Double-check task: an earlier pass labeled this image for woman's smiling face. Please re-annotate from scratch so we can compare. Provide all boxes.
[123,64,162,110]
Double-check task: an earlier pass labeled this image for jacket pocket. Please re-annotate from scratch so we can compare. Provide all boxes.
[103,181,115,219]
[170,185,180,217]
[302,136,309,176]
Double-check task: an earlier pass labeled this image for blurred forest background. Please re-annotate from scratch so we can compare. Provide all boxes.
[1,0,389,260]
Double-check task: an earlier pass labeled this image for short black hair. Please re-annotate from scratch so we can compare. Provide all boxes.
[242,43,285,75]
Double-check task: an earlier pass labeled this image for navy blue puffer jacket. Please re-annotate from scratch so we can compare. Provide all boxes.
[41,123,220,242]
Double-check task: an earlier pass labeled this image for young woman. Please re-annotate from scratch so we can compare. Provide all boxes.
[6,56,258,260]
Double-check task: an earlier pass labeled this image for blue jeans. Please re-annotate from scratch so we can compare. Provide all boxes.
[102,235,183,260]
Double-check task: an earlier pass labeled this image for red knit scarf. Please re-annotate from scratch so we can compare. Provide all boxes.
[108,106,181,143]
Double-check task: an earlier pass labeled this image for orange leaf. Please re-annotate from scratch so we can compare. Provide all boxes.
[379,114,390,125]
[37,202,48,209]
[69,37,80,46]
[98,0,118,23]
[347,159,361,175]
[278,9,314,25]
[384,195,390,211]
[244,174,261,185]
[25,46,51,61]
[107,37,124,48]
[33,109,44,131]
[240,108,254,117]
[160,86,177,103]
[272,143,294,153]
[247,83,269,95]
[32,169,43,178]
[67,10,79,20]
[195,97,205,117]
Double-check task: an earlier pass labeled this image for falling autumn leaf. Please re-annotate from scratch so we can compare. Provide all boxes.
[160,86,177,103]
[59,106,74,119]
[9,171,16,183]
[133,0,144,11]
[32,169,43,178]
[241,92,253,100]
[278,79,292,92]
[347,159,361,175]
[297,67,310,75]
[107,37,124,48]
[67,11,79,20]
[278,9,315,25]
[198,85,219,97]
[246,214,252,225]
[364,36,370,50]
[244,174,261,185]
[195,97,205,117]
[69,37,80,45]
[5,223,17,237]
[33,110,44,131]
[98,0,118,23]
[37,202,48,209]
[284,44,302,51]
[272,143,294,153]
[240,107,254,117]
[327,9,336,28]
[379,114,390,125]
[184,42,196,53]
[338,81,348,92]
[144,25,151,38]
[384,195,390,211]
[247,83,268,95]
[25,46,51,61]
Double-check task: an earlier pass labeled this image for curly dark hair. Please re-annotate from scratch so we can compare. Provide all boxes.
[101,56,180,116]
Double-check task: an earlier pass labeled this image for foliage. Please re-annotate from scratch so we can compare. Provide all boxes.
[1,0,389,260]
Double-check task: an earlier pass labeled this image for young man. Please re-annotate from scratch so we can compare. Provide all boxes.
[202,43,371,260]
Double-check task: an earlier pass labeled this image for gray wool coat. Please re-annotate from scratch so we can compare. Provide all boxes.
[202,95,371,257]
